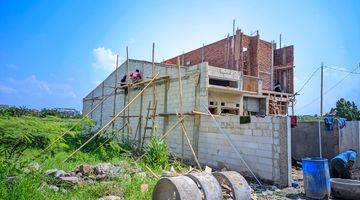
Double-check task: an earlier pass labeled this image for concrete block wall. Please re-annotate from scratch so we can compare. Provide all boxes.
[208,65,242,81]
[83,60,292,186]
[339,121,360,167]
[292,122,340,161]
[293,121,360,167]
[197,115,291,186]
[83,59,202,147]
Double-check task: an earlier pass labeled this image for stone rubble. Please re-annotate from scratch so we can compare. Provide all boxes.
[45,163,125,185]
[98,195,123,200]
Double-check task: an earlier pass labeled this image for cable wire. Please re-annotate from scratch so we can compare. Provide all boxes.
[295,66,321,94]
[325,66,360,74]
[297,64,360,112]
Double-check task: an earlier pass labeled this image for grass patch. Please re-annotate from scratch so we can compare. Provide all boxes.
[0,115,183,199]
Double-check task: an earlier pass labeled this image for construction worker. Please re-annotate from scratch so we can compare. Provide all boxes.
[130,69,142,83]
[120,75,128,95]
[330,149,358,179]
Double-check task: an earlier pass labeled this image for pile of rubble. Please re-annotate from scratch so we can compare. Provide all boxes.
[45,162,144,185]
[249,167,305,200]
[352,167,360,180]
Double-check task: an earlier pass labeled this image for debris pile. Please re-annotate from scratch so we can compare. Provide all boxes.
[45,162,141,184]
[352,167,360,180]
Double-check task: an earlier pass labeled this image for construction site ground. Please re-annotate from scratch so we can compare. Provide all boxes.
[251,166,360,200]
[250,167,305,200]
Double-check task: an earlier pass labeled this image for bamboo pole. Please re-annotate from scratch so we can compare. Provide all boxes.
[100,82,105,127]
[134,116,186,162]
[192,110,217,116]
[137,68,144,147]
[145,165,159,178]
[160,116,185,140]
[91,122,128,153]
[42,88,117,153]
[63,73,160,162]
[151,43,157,137]
[126,46,130,138]
[202,103,263,186]
[177,114,202,170]
[177,57,184,160]
[90,92,94,118]
[112,55,119,129]
[152,43,156,104]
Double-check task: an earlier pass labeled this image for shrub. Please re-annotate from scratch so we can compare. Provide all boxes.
[0,106,36,117]
[0,116,51,158]
[145,137,169,169]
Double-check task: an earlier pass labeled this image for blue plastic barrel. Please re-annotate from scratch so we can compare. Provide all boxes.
[302,157,330,199]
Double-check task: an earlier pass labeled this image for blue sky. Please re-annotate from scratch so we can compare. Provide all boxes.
[0,0,359,114]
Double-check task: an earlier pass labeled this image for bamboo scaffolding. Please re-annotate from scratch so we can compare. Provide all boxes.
[151,43,157,137]
[112,55,119,129]
[152,43,156,105]
[100,82,105,127]
[134,116,186,163]
[177,113,202,170]
[41,87,117,153]
[91,122,128,153]
[63,73,160,162]
[202,103,263,186]
[126,46,130,138]
[177,57,185,160]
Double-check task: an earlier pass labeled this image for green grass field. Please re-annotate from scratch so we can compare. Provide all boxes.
[0,115,181,200]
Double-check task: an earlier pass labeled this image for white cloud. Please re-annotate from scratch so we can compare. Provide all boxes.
[5,75,76,98]
[5,63,18,70]
[26,75,52,94]
[0,84,16,94]
[92,47,119,72]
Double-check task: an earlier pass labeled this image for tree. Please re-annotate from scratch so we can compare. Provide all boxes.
[335,98,360,121]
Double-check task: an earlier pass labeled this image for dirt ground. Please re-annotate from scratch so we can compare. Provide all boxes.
[250,166,360,200]
[250,167,306,200]
[351,167,360,180]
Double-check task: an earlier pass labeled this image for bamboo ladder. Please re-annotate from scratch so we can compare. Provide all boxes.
[141,100,157,149]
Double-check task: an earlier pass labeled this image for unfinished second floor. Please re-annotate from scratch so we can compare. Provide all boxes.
[165,29,294,94]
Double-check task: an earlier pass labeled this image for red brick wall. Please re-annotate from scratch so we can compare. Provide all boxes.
[164,32,294,93]
[274,45,294,93]
[257,38,272,91]
[274,46,294,67]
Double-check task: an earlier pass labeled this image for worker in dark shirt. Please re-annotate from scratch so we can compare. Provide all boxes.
[330,149,358,179]
[120,75,128,95]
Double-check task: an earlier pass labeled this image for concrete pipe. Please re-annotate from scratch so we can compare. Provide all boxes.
[152,176,202,200]
[185,172,222,200]
[330,178,360,200]
[213,171,251,200]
